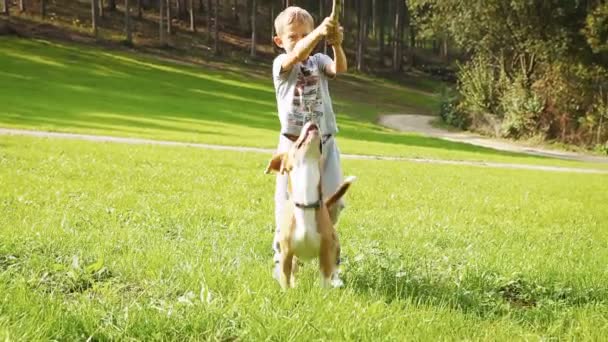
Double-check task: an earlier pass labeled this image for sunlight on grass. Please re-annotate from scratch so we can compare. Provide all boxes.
[189,88,275,108]
[0,48,67,68]
[1,36,607,171]
[99,52,273,93]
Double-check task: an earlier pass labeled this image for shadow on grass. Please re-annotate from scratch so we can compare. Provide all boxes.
[344,252,608,321]
[0,37,545,160]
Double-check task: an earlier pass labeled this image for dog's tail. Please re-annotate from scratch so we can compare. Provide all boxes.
[325,176,356,208]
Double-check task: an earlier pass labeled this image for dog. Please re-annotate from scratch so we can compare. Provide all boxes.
[265,122,355,289]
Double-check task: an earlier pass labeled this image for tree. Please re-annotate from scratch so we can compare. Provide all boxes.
[176,0,186,18]
[159,0,166,45]
[136,0,142,19]
[206,0,211,42]
[392,0,403,72]
[108,0,116,12]
[250,0,257,57]
[245,0,251,34]
[2,0,9,16]
[41,0,46,19]
[320,0,327,54]
[19,0,24,12]
[232,0,238,22]
[99,0,104,18]
[584,2,608,54]
[125,0,132,44]
[270,0,275,44]
[189,0,196,31]
[377,0,385,65]
[213,0,219,54]
[166,0,172,34]
[91,0,99,37]
[356,0,368,71]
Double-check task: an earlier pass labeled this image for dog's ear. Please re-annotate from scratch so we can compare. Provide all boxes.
[264,153,286,174]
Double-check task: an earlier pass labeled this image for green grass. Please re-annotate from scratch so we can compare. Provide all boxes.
[2,36,608,171]
[1,135,608,340]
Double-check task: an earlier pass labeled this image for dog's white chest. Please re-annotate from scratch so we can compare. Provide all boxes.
[292,209,320,260]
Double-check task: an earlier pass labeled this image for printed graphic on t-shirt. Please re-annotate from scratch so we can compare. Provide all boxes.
[287,62,324,129]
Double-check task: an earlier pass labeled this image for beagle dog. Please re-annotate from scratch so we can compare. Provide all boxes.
[265,122,355,289]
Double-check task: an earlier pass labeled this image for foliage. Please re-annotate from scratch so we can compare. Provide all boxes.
[419,0,608,148]
[438,86,469,129]
[583,2,608,54]
[499,74,544,139]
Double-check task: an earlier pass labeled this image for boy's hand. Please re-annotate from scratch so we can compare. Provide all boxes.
[317,17,337,37]
[327,26,344,46]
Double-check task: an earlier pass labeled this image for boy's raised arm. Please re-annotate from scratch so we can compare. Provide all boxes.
[281,18,335,73]
[326,26,347,76]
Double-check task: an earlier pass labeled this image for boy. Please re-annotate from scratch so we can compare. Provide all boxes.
[271,6,347,287]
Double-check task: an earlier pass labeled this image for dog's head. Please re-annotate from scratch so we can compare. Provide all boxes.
[265,122,322,176]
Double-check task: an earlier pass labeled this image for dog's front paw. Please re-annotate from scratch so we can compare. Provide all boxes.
[330,276,344,288]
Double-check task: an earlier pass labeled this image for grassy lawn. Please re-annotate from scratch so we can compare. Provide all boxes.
[2,36,608,171]
[1,135,607,340]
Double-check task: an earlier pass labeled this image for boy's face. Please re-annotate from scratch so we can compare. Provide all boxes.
[274,21,313,54]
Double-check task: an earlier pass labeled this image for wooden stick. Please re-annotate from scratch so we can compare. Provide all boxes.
[331,0,341,20]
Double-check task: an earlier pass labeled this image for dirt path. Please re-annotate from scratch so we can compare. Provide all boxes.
[2,128,607,174]
[378,114,608,164]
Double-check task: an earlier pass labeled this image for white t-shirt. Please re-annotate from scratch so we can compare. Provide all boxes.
[272,53,338,136]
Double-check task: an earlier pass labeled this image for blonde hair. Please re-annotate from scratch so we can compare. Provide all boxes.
[274,6,314,36]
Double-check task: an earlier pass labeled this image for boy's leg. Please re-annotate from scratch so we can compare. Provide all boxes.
[322,137,345,225]
[321,137,345,287]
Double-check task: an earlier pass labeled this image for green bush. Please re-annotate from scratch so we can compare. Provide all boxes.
[499,75,545,139]
[457,55,501,119]
[438,86,470,129]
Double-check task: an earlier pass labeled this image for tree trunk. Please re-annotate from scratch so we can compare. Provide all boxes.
[442,35,448,62]
[386,0,393,47]
[392,0,402,72]
[137,0,142,19]
[159,0,166,45]
[320,0,327,54]
[125,0,132,44]
[378,0,385,66]
[409,24,416,67]
[206,0,211,42]
[99,0,104,18]
[250,0,256,57]
[19,0,24,12]
[189,0,195,31]
[357,0,367,71]
[41,0,46,18]
[166,0,171,34]
[270,0,275,43]
[213,0,219,54]
[2,0,9,16]
[108,0,116,11]
[371,0,376,36]
[245,0,251,34]
[233,0,238,22]
[91,0,98,37]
